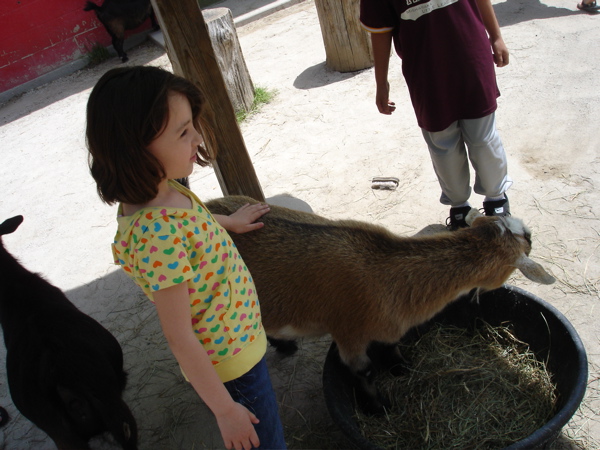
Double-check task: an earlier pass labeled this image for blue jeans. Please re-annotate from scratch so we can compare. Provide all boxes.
[224,358,286,449]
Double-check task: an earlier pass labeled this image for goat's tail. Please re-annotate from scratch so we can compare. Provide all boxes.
[83,1,101,12]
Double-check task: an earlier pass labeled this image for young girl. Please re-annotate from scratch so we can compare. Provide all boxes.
[86,65,286,450]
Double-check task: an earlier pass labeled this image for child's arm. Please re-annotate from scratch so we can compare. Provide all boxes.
[370,31,396,115]
[153,283,260,450]
[475,0,509,67]
[213,202,270,234]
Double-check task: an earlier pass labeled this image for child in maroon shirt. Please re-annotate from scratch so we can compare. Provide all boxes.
[361,0,512,230]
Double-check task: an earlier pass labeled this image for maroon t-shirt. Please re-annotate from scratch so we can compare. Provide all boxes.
[360,0,500,132]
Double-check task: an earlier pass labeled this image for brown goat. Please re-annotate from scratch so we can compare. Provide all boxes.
[206,196,555,412]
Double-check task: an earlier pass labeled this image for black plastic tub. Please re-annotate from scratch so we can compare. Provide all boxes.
[323,285,588,450]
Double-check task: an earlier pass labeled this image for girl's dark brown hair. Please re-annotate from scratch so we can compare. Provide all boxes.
[86,66,216,205]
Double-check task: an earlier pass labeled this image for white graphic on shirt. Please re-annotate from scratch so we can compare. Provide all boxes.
[402,0,460,21]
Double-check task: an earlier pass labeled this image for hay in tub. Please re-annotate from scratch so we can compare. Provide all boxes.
[355,321,558,449]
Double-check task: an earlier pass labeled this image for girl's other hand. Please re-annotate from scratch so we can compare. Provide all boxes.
[216,402,260,450]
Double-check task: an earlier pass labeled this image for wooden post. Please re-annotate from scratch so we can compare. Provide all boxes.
[203,8,254,114]
[151,0,265,201]
[314,0,373,73]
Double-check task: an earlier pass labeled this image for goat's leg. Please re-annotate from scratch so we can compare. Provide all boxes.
[337,343,389,415]
[112,35,128,62]
[106,21,128,62]
[367,341,410,376]
[267,336,298,356]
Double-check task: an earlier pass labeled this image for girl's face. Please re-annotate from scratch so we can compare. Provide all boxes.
[147,92,204,181]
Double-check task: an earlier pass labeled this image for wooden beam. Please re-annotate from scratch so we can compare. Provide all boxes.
[151,0,265,201]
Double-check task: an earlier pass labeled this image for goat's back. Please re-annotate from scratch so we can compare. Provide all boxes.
[206,195,408,279]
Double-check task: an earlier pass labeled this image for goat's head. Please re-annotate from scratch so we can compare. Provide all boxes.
[466,209,555,285]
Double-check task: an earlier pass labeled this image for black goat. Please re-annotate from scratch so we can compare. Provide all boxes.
[84,0,159,62]
[0,216,137,449]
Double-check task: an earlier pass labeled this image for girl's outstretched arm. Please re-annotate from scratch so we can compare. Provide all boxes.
[213,202,270,234]
[153,283,260,450]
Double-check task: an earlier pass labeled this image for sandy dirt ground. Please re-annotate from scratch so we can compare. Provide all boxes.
[0,0,599,448]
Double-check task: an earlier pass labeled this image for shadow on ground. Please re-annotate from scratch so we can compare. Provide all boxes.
[494,0,580,26]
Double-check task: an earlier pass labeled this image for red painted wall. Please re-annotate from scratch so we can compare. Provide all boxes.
[0,0,151,94]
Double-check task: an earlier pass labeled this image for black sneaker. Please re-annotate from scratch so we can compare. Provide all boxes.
[446,205,472,231]
[483,194,510,217]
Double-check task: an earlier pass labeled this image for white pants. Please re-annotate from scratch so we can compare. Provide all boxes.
[422,113,512,206]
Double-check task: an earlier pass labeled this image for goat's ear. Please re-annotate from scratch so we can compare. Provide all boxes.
[465,208,484,226]
[0,216,23,237]
[515,254,556,285]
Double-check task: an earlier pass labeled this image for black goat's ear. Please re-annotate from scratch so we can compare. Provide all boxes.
[0,216,23,236]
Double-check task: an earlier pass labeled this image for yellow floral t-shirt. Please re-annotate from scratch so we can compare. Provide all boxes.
[112,181,266,382]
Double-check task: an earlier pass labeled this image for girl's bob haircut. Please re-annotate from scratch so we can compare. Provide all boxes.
[86,66,216,205]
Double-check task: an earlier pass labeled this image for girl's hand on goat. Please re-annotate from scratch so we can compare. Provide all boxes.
[213,203,270,234]
[216,402,260,450]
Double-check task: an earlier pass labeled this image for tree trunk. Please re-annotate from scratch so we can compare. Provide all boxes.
[203,8,254,114]
[314,0,373,73]
[151,0,264,201]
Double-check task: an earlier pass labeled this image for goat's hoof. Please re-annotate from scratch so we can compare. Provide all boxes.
[121,56,129,63]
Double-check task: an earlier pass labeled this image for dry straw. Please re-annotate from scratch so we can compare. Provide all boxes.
[356,322,557,449]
